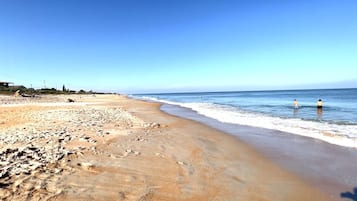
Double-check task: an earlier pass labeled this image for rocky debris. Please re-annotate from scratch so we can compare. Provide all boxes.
[177,161,185,165]
[0,95,61,105]
[0,104,151,200]
[155,153,165,158]
[0,128,73,145]
[79,135,97,144]
[0,94,94,106]
[26,107,145,135]
[123,149,133,157]
[0,144,71,181]
[122,149,140,157]
[77,162,95,170]
[0,106,147,176]
[0,107,145,146]
[134,136,146,142]
[144,122,161,129]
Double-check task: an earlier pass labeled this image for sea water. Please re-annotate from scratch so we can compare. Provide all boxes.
[133,88,357,148]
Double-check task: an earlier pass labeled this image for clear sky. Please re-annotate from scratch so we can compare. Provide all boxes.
[1,0,356,93]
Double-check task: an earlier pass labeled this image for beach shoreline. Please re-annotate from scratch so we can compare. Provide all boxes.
[161,104,357,201]
[0,94,332,200]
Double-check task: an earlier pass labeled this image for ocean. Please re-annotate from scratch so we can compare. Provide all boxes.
[133,88,357,148]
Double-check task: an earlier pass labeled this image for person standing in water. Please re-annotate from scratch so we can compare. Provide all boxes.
[317,99,323,108]
[293,99,299,109]
[316,99,323,120]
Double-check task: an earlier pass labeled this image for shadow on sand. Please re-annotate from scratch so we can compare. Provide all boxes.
[341,187,357,201]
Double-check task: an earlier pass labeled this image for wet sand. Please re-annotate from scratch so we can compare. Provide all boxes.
[162,104,357,201]
[0,95,331,200]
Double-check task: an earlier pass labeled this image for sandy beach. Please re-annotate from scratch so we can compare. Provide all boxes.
[0,94,332,201]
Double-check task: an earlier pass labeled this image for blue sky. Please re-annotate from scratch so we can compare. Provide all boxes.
[1,0,356,93]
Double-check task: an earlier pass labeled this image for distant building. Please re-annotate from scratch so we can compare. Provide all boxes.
[0,81,13,88]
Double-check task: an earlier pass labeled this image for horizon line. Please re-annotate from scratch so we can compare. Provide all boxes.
[132,87,357,95]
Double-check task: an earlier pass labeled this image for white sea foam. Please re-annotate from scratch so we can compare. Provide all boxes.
[130,96,178,105]
[135,96,357,148]
[183,102,357,148]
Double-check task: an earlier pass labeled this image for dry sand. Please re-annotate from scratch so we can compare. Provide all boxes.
[0,94,332,201]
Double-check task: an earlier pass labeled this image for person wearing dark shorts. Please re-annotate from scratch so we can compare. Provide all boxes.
[317,99,323,108]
